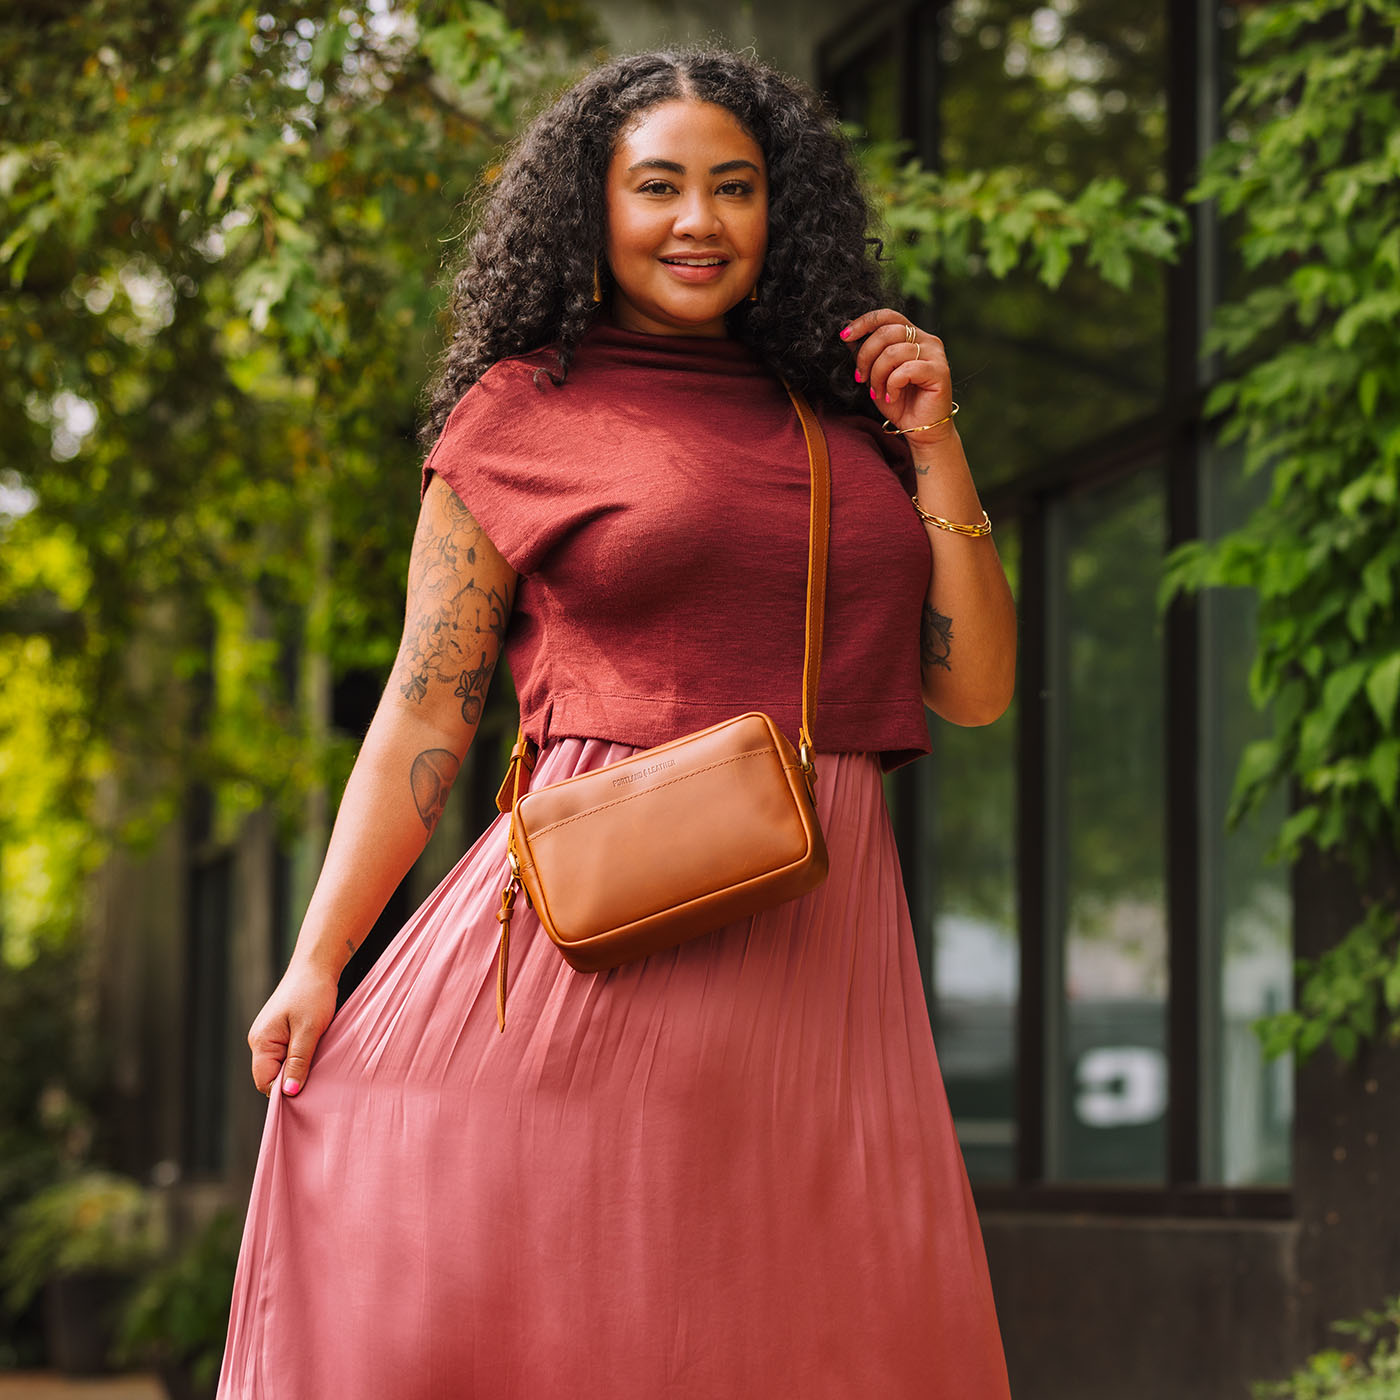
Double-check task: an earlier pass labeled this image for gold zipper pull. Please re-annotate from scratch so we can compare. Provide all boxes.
[495,863,521,1032]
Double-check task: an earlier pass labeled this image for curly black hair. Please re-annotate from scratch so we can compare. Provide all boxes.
[419,48,894,443]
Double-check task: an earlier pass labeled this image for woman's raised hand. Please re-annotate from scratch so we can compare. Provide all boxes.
[840,310,956,442]
[248,959,340,1098]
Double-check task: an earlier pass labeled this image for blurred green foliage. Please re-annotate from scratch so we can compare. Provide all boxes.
[0,1,598,968]
[1254,1296,1400,1399]
[1163,0,1400,1064]
[1,1171,164,1313]
[114,1208,241,1390]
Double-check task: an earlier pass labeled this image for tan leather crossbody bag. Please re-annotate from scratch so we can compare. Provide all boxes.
[490,384,831,1029]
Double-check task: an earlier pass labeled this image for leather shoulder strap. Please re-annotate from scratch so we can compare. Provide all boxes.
[782,384,831,765]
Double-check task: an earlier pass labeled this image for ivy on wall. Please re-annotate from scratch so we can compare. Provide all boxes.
[1164,0,1400,1063]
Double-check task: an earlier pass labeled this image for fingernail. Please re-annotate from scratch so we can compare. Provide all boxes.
[282,1078,301,1096]
[854,369,863,383]
[839,326,851,339]
[869,387,876,400]
[885,393,891,403]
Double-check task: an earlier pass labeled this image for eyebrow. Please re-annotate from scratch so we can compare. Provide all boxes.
[625,158,762,176]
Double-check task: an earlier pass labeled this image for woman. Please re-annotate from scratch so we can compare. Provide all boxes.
[221,48,1016,1400]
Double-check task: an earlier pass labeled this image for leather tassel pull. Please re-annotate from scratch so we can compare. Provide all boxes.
[495,873,519,1032]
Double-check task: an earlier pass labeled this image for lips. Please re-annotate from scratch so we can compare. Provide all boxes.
[659,255,729,266]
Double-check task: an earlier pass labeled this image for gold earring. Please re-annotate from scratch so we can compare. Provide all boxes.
[592,261,603,304]
[748,281,759,303]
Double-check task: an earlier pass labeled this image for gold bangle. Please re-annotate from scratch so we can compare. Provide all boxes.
[910,498,992,537]
[882,402,959,436]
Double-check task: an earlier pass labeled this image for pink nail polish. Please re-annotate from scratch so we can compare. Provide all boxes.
[869,387,876,400]
[885,393,891,403]
[854,369,863,383]
[839,326,851,340]
[282,1078,301,1096]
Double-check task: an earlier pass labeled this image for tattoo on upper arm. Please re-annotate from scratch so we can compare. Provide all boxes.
[410,747,461,833]
[397,489,511,724]
[921,604,953,672]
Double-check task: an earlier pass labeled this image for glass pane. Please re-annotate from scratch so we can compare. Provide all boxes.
[920,525,1021,1183]
[934,0,1169,484]
[1198,441,1292,1185]
[828,46,904,144]
[1046,467,1167,1182]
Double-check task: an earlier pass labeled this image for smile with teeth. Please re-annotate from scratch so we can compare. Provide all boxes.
[661,256,728,265]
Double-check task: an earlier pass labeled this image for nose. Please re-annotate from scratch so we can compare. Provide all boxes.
[671,189,722,240]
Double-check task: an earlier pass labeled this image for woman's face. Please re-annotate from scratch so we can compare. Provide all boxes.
[603,99,768,338]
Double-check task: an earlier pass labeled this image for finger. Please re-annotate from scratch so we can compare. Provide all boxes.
[277,1023,323,1098]
[853,321,915,386]
[250,1025,289,1097]
[840,308,908,347]
[869,342,943,406]
[883,341,950,398]
[885,359,950,404]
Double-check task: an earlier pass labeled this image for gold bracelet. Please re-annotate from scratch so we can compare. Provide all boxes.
[910,498,992,537]
[882,402,959,436]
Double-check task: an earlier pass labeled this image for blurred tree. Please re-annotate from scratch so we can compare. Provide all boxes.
[0,0,600,962]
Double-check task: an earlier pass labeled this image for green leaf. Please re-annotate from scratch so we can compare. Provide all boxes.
[1335,292,1400,348]
[1278,805,1321,854]
[1203,379,1239,417]
[1362,554,1396,610]
[1366,653,1400,727]
[1370,739,1400,806]
[1320,659,1370,733]
[1232,738,1280,803]
[1358,368,1381,418]
[1384,961,1400,1013]
[1330,1025,1359,1061]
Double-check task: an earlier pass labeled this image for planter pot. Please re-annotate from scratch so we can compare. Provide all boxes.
[43,1270,130,1373]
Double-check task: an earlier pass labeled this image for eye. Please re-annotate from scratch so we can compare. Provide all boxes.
[717,179,754,196]
[637,179,676,195]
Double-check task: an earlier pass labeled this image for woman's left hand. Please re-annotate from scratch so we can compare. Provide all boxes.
[841,309,954,440]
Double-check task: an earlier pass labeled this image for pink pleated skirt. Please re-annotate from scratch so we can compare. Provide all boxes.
[218,740,1010,1399]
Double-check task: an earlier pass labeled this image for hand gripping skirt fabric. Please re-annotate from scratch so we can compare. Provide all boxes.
[218,740,1012,1400]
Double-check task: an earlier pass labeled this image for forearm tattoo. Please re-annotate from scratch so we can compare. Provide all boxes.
[921,604,953,672]
[410,748,461,833]
[396,490,509,725]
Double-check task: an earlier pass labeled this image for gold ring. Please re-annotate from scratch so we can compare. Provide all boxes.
[904,323,918,343]
[912,343,923,360]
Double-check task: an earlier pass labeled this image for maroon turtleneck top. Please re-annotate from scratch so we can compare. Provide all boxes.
[422,322,933,770]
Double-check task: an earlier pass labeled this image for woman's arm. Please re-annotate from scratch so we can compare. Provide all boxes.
[247,476,517,1095]
[843,309,1016,727]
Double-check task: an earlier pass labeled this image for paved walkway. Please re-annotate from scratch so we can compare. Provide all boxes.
[0,1378,163,1399]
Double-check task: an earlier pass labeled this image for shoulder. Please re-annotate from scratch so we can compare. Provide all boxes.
[444,349,560,425]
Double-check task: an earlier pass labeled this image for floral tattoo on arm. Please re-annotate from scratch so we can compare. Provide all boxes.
[396,490,510,725]
[921,603,953,672]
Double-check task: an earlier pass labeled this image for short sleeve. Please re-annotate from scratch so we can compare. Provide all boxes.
[420,359,564,576]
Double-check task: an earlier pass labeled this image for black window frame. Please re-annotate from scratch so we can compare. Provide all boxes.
[818,0,1292,1220]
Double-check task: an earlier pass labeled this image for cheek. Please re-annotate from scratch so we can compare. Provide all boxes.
[746,200,770,259]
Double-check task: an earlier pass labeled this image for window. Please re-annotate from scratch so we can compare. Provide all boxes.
[822,0,1292,1208]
